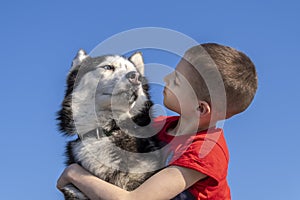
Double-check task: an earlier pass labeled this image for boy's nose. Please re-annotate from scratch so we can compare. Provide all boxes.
[163,74,170,84]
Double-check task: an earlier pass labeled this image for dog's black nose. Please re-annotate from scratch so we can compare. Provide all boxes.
[126,71,141,84]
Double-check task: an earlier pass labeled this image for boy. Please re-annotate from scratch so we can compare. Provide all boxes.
[57,43,258,200]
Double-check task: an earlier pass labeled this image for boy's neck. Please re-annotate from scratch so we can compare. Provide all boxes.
[167,116,216,136]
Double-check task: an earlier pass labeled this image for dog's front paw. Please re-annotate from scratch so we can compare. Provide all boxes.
[62,184,89,200]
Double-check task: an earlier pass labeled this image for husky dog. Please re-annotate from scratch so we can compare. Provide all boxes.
[57,50,163,199]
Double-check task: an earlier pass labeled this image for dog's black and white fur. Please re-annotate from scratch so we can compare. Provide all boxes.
[57,50,164,199]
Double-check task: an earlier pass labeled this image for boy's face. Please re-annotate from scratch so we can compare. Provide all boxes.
[163,59,199,116]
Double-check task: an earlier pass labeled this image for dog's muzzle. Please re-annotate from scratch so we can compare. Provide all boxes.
[126,71,141,85]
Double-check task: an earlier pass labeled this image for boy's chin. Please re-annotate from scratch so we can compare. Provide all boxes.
[163,103,180,114]
[162,100,170,109]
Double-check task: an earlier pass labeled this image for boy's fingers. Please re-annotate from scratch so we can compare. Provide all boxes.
[57,168,70,190]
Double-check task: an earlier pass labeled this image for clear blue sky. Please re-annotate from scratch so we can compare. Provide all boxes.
[1,1,299,199]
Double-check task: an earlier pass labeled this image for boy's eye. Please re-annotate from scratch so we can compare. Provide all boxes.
[174,72,180,85]
[102,65,115,70]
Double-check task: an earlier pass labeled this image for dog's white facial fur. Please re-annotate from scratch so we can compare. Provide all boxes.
[71,51,147,135]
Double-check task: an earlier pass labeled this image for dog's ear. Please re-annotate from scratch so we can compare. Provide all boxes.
[70,49,89,72]
[129,52,144,75]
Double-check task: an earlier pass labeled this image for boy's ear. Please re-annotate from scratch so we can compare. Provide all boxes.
[197,101,211,116]
[129,52,144,75]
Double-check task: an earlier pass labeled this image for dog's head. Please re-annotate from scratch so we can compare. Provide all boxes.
[57,50,152,136]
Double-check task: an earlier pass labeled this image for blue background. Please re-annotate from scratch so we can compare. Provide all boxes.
[1,1,299,199]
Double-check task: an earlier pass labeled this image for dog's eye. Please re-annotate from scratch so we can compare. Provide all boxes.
[102,65,115,70]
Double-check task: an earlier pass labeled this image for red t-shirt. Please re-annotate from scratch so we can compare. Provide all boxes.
[155,116,231,200]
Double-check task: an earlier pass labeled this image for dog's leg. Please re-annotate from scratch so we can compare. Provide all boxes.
[171,190,196,200]
[61,184,89,200]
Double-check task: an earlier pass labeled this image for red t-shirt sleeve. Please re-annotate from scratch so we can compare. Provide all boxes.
[169,132,229,183]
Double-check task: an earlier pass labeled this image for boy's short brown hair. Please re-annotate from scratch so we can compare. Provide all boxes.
[183,43,258,118]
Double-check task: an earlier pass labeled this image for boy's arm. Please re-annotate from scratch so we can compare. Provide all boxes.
[57,163,207,200]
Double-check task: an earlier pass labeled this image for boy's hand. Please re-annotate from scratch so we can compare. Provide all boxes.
[57,163,82,190]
